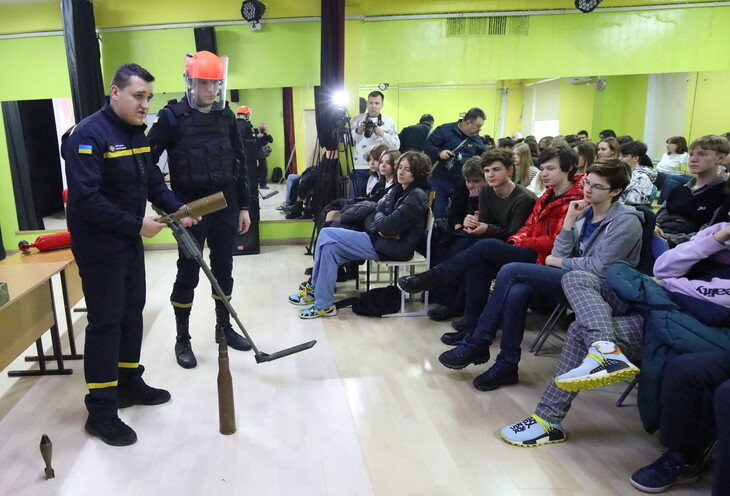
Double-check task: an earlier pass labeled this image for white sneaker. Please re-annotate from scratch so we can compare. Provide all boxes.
[500,415,566,447]
[555,341,639,392]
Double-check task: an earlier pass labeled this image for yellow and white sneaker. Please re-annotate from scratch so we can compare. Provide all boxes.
[555,341,639,392]
[298,305,337,319]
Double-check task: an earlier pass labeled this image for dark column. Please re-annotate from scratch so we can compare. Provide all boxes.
[282,87,297,176]
[61,0,105,123]
[315,0,345,152]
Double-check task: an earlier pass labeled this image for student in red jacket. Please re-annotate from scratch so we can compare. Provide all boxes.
[400,143,584,343]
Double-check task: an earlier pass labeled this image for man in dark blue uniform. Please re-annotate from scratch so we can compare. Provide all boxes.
[148,51,252,370]
[63,63,198,446]
[424,107,487,219]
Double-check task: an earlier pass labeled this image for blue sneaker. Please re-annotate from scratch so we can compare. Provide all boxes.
[438,340,490,370]
[500,414,566,447]
[289,282,315,306]
[630,451,700,493]
[555,341,639,392]
[298,305,337,319]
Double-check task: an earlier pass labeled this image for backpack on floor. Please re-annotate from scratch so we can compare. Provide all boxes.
[336,285,401,317]
[270,167,283,183]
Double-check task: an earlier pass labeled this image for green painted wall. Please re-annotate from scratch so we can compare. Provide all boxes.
[558,80,595,137]
[357,9,730,83]
[4,4,730,251]
[591,75,648,140]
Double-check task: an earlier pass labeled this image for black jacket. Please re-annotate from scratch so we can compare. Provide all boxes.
[399,122,432,153]
[367,180,430,261]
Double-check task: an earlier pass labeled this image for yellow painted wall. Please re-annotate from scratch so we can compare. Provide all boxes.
[685,71,730,140]
[502,81,523,139]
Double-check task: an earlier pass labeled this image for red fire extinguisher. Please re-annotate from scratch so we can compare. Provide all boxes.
[18,231,71,254]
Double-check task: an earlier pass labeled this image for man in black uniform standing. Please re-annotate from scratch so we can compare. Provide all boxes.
[148,51,252,369]
[63,63,198,446]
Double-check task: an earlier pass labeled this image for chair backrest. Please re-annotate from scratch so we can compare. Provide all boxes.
[650,234,670,259]
[424,208,435,267]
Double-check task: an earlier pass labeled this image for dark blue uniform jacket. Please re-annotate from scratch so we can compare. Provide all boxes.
[62,104,183,258]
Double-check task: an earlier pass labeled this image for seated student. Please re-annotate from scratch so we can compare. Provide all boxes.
[655,135,689,189]
[429,150,537,321]
[656,135,729,247]
[620,140,657,204]
[513,143,539,187]
[597,137,620,160]
[399,144,584,344]
[499,219,730,450]
[574,141,597,174]
[631,351,730,495]
[435,160,643,391]
[288,151,430,319]
[498,137,516,150]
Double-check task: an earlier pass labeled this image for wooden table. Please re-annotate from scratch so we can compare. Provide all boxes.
[0,248,83,361]
[0,262,73,376]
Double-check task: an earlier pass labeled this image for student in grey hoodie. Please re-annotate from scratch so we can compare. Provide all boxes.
[437,159,644,392]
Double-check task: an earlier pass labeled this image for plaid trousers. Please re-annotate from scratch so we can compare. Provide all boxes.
[535,270,645,424]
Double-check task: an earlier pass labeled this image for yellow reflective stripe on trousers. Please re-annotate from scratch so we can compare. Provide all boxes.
[118,362,139,368]
[87,380,118,389]
[171,301,193,308]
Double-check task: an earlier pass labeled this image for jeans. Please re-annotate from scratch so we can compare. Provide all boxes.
[311,227,379,308]
[349,169,371,198]
[658,174,692,205]
[468,262,570,364]
[433,239,538,326]
[659,351,730,496]
[286,174,300,204]
[429,175,458,219]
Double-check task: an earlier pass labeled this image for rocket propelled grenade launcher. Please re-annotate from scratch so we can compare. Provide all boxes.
[157,191,228,224]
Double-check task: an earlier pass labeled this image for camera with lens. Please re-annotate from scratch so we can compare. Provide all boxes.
[362,116,382,138]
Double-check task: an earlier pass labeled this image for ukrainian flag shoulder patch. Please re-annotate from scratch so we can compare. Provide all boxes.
[78,144,93,155]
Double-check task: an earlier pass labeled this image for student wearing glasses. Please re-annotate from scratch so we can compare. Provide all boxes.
[436,159,644,392]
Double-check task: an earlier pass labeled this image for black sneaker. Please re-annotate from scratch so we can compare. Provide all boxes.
[85,416,137,446]
[117,383,171,408]
[440,329,471,346]
[472,360,519,391]
[174,340,197,369]
[438,341,491,370]
[451,317,474,332]
[398,269,440,294]
[428,305,460,321]
[216,324,253,352]
[630,452,700,493]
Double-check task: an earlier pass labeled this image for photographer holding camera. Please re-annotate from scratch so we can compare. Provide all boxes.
[424,108,487,218]
[350,90,399,197]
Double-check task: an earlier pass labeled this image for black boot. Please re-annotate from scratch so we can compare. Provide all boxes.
[398,269,440,294]
[174,309,197,369]
[215,304,252,352]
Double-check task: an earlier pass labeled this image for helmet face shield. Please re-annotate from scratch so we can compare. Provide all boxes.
[184,52,228,111]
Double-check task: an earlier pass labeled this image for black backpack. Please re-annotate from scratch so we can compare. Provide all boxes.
[270,167,283,183]
[336,286,401,317]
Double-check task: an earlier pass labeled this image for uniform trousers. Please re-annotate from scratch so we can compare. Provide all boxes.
[171,192,238,307]
[77,247,146,419]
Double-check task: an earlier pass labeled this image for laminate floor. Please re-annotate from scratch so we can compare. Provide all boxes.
[0,246,715,495]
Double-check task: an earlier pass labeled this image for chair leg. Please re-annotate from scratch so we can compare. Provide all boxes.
[530,305,566,355]
[615,376,639,407]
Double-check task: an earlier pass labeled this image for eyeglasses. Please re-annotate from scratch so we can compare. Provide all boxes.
[582,178,613,192]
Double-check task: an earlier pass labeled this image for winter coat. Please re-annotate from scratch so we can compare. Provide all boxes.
[508,174,585,264]
[367,181,430,261]
[605,261,730,433]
